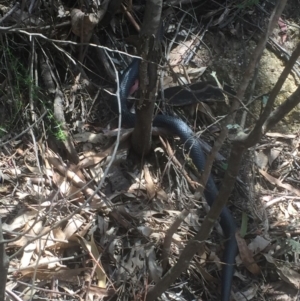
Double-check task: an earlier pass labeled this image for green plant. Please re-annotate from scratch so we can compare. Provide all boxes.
[0,46,68,142]
[54,124,67,141]
[46,110,67,141]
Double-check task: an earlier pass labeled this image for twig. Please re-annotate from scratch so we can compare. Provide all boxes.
[122,3,140,32]
[0,219,9,301]
[29,37,37,122]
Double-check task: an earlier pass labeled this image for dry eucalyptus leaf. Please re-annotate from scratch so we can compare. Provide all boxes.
[137,225,153,237]
[268,147,282,166]
[144,165,156,199]
[73,132,106,144]
[265,254,300,289]
[2,210,38,232]
[156,188,168,201]
[53,227,66,241]
[287,202,298,216]
[20,243,36,268]
[71,9,102,42]
[64,214,85,239]
[255,150,269,169]
[187,66,207,77]
[235,285,259,301]
[77,234,106,288]
[147,246,162,282]
[247,236,270,254]
[236,232,261,275]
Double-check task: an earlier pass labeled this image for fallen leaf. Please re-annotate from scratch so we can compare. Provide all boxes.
[64,214,85,239]
[236,232,261,275]
[248,236,270,254]
[147,246,162,282]
[77,235,106,288]
[268,147,282,166]
[71,9,102,42]
[20,243,36,268]
[287,202,298,216]
[144,165,156,199]
[235,285,259,301]
[265,254,300,289]
[73,132,107,144]
[255,150,269,169]
[2,210,38,232]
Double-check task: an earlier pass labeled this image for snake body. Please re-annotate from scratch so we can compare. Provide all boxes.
[113,58,238,301]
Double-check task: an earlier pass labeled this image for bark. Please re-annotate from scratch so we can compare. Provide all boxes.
[131,0,162,156]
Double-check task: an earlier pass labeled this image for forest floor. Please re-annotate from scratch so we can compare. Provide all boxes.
[1,0,300,300]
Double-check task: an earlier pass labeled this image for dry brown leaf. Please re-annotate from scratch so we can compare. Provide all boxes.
[265,254,300,289]
[278,203,289,218]
[77,130,132,169]
[187,66,207,77]
[77,148,111,170]
[255,151,269,169]
[196,102,214,120]
[248,236,270,254]
[169,39,193,67]
[236,232,260,275]
[77,235,106,288]
[147,246,162,282]
[53,171,71,195]
[53,227,66,241]
[144,165,156,199]
[64,214,85,240]
[47,156,106,208]
[24,156,40,174]
[9,222,48,249]
[71,9,101,42]
[20,243,36,268]
[2,210,38,232]
[73,132,106,144]
[235,285,259,301]
[156,189,168,201]
[268,147,282,166]
[287,202,298,216]
[259,169,300,196]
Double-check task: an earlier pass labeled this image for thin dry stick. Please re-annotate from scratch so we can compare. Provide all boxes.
[0,219,9,301]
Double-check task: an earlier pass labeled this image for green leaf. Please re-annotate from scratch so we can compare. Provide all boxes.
[240,212,248,238]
